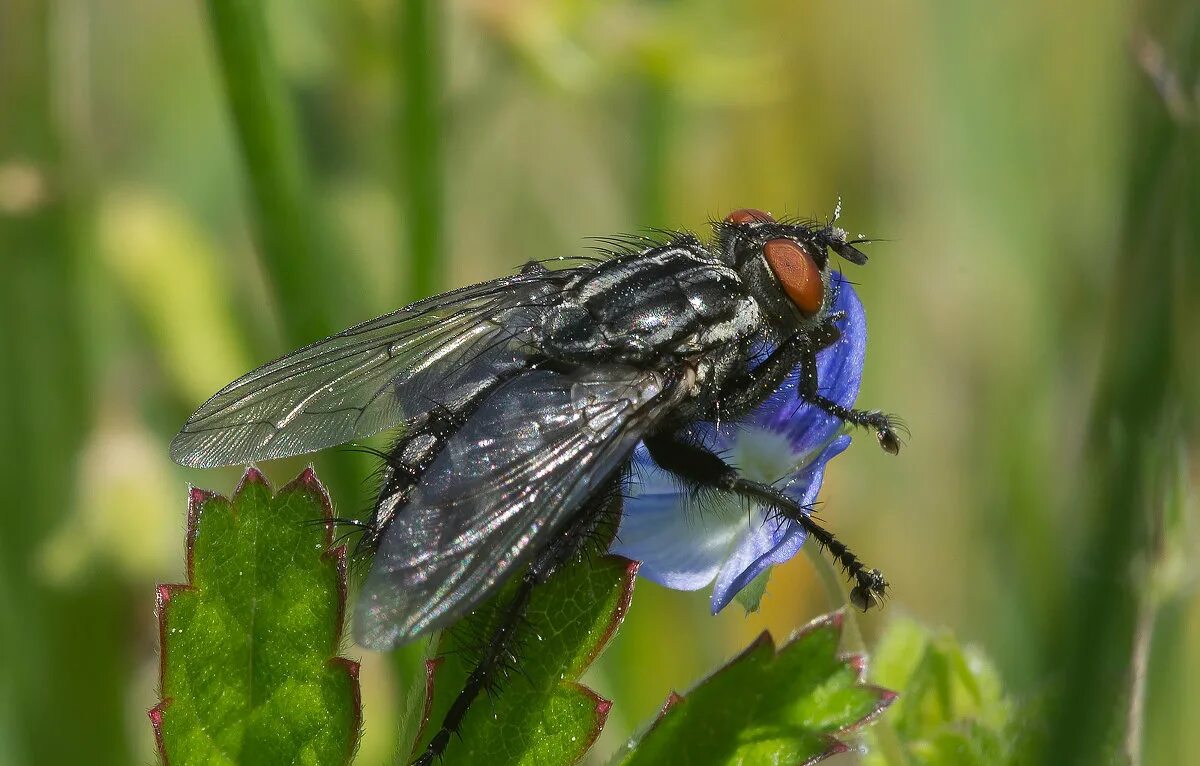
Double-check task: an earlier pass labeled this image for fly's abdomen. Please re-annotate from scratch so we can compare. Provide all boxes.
[541,243,760,364]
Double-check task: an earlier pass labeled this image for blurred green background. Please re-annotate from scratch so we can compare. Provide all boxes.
[1,0,1196,764]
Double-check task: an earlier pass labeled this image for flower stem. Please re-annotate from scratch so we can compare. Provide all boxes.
[803,544,910,766]
[803,544,865,652]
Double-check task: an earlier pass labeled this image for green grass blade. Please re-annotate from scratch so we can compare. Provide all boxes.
[1038,3,1200,762]
[0,2,132,763]
[202,0,347,346]
[397,0,445,301]
[202,0,366,504]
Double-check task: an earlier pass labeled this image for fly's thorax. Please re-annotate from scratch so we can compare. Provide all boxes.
[671,341,750,420]
[540,241,763,365]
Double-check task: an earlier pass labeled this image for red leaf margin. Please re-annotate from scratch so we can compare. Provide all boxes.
[409,557,639,764]
[149,466,363,765]
[645,610,897,766]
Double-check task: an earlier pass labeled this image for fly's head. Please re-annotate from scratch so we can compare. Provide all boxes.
[717,207,870,336]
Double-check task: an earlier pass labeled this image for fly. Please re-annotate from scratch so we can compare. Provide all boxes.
[171,206,904,765]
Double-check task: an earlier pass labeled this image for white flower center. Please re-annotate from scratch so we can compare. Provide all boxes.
[703,429,803,526]
[732,428,803,483]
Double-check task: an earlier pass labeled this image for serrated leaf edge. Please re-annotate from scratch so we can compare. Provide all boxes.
[566,682,615,764]
[407,655,444,762]
[639,610,897,766]
[569,557,639,676]
[149,466,363,765]
[412,555,638,764]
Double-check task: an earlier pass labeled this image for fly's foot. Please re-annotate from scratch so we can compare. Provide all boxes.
[859,410,907,455]
[848,568,888,611]
[796,387,908,455]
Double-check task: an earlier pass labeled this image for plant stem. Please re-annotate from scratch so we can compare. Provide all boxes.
[203,0,344,345]
[398,0,443,301]
[391,3,445,760]
[1124,593,1155,766]
[1123,432,1185,766]
[803,543,864,652]
[203,0,364,505]
[1040,8,1199,762]
[635,76,672,227]
[803,545,910,766]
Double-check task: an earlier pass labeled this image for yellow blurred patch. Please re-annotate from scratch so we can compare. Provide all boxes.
[97,190,252,404]
[39,405,179,585]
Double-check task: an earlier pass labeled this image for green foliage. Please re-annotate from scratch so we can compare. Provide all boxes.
[616,612,895,766]
[732,568,771,613]
[1039,4,1200,763]
[201,0,365,506]
[865,617,1014,766]
[152,468,361,766]
[5,1,1198,764]
[203,0,347,347]
[408,554,638,765]
[398,0,445,301]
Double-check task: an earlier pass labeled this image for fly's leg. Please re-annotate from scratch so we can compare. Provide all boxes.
[720,320,906,454]
[410,483,619,766]
[643,434,888,610]
[410,577,537,766]
[713,334,810,418]
[796,346,907,454]
[714,319,846,421]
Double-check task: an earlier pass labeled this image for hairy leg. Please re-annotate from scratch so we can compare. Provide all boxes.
[796,345,907,455]
[642,433,887,610]
[713,335,808,419]
[712,321,904,455]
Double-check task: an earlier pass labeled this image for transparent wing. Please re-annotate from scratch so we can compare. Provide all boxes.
[354,365,678,649]
[170,272,573,468]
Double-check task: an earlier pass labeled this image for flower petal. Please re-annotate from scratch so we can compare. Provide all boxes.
[781,434,851,505]
[711,434,851,612]
[710,515,806,613]
[612,447,741,590]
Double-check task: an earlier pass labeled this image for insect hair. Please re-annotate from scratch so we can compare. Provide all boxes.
[584,228,698,260]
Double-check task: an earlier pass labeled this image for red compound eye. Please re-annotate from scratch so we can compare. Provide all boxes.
[723,208,775,225]
[763,238,823,316]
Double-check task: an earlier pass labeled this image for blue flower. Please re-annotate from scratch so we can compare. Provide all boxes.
[609,272,866,613]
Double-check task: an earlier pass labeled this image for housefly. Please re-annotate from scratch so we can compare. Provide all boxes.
[171,207,903,764]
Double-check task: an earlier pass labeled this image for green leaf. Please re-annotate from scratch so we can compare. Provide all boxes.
[864,617,1013,766]
[408,554,639,765]
[733,567,772,613]
[617,612,895,766]
[151,467,361,766]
